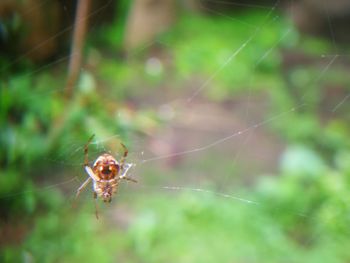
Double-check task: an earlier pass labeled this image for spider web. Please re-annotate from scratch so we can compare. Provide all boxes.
[1,0,350,260]
[0,0,345,218]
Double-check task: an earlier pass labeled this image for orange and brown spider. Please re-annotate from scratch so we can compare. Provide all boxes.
[76,135,137,218]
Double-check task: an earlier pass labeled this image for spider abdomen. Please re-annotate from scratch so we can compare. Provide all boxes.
[94,180,120,202]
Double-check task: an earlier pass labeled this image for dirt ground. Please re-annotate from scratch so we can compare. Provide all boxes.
[135,91,285,187]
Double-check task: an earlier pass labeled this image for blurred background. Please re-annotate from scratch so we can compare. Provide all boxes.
[1,0,350,262]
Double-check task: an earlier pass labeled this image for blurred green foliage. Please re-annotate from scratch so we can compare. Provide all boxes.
[1,3,350,263]
[4,146,350,262]
[160,11,288,100]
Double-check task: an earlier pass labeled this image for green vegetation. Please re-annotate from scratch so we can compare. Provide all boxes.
[1,4,350,263]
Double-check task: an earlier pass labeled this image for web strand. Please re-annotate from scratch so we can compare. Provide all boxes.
[160,186,259,205]
[139,104,302,164]
[186,0,280,103]
[0,177,80,200]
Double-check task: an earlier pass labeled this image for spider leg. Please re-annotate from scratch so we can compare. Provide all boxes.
[119,163,137,183]
[121,176,138,183]
[94,192,99,219]
[83,134,99,181]
[84,134,95,167]
[119,142,128,171]
[85,166,100,181]
[75,177,91,199]
[118,142,137,184]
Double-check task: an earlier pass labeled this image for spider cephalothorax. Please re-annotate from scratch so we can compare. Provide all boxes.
[93,154,120,180]
[75,135,137,218]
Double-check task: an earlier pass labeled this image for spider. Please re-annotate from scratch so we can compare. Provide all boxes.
[75,135,137,218]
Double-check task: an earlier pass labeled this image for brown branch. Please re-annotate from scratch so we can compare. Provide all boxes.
[65,0,91,98]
